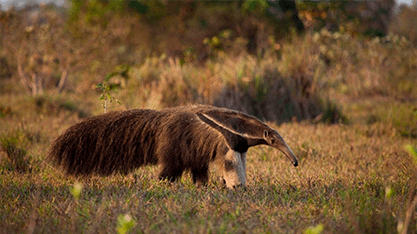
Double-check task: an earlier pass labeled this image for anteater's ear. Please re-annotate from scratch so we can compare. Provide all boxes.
[263,130,269,139]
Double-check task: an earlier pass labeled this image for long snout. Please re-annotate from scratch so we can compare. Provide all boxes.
[278,144,298,167]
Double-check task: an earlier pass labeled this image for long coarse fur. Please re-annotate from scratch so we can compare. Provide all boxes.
[47,105,297,186]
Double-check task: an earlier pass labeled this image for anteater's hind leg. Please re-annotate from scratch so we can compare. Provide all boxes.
[158,164,184,183]
[191,166,209,187]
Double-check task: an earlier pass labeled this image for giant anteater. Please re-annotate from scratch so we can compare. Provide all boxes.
[47,105,298,188]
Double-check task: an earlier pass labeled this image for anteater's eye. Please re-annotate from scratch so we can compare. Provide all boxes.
[270,138,275,144]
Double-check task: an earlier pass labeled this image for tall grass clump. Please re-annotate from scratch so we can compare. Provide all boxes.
[278,30,417,99]
[0,134,30,173]
[319,99,348,124]
[311,30,417,98]
[125,51,323,123]
[277,34,326,121]
[127,56,202,109]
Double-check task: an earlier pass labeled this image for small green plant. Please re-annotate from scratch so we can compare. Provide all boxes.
[116,214,136,234]
[70,182,83,200]
[303,223,323,234]
[405,145,417,165]
[96,82,121,113]
[96,66,128,113]
[397,145,417,234]
[385,186,394,200]
[242,0,268,15]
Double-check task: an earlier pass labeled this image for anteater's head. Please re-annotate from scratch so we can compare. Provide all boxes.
[263,129,298,167]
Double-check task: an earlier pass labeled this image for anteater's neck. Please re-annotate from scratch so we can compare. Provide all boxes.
[246,137,268,147]
[196,112,269,151]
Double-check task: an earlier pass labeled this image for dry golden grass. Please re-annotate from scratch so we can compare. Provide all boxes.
[0,96,416,233]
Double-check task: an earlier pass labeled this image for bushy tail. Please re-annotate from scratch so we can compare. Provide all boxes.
[47,109,160,176]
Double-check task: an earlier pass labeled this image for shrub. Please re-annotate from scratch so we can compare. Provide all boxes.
[319,100,348,124]
[0,105,12,118]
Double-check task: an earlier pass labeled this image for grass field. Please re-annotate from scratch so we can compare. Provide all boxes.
[1,93,416,233]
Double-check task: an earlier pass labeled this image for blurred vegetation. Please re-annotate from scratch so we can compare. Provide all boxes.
[0,0,415,138]
[1,0,415,123]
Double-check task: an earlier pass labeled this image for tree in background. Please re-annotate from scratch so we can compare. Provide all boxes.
[0,0,407,97]
[389,2,417,45]
[1,3,72,95]
[298,0,395,37]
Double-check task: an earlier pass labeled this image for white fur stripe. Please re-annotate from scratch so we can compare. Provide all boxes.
[200,113,261,140]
